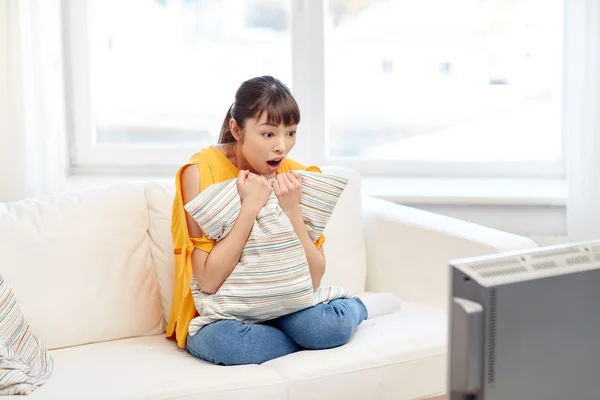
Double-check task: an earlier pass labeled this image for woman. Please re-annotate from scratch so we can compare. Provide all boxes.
[167,76,372,366]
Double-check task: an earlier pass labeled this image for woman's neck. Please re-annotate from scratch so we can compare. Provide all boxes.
[229,142,252,172]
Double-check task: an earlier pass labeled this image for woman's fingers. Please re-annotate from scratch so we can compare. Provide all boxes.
[279,172,293,188]
[274,174,286,191]
[287,171,301,187]
[237,169,249,184]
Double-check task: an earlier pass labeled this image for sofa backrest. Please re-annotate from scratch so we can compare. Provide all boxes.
[0,166,367,350]
[145,165,368,323]
[0,183,165,350]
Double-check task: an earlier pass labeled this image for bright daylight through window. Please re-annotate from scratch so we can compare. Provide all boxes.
[325,0,563,161]
[84,0,563,169]
[90,0,292,148]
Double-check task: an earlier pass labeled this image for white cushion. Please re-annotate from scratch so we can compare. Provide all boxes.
[145,180,178,322]
[144,166,368,322]
[262,304,448,400]
[0,184,164,350]
[145,179,177,322]
[16,335,288,400]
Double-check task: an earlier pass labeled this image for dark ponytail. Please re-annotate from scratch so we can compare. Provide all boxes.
[216,76,300,145]
[218,104,235,144]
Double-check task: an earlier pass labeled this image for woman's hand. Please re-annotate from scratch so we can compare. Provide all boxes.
[237,170,272,215]
[273,171,302,216]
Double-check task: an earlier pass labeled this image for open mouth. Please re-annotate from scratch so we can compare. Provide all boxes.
[267,158,283,168]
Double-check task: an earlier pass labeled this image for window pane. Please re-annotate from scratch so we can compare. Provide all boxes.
[326,0,563,161]
[90,0,292,146]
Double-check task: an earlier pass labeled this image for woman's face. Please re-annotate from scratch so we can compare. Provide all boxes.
[232,112,297,178]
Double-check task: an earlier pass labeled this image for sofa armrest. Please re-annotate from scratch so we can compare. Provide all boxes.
[362,196,538,308]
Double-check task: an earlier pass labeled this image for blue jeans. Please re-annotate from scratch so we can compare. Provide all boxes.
[185,298,368,366]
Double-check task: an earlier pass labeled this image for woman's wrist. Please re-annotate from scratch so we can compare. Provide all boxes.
[239,203,260,220]
[283,205,301,218]
[285,208,306,232]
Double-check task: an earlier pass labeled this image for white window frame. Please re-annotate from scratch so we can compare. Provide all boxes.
[63,0,199,170]
[64,0,567,179]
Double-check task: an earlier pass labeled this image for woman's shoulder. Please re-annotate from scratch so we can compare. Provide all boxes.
[177,146,237,192]
[186,146,220,166]
[279,157,322,174]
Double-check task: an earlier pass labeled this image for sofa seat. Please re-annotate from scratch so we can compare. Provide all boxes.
[14,300,446,400]
[18,335,288,400]
[262,302,447,400]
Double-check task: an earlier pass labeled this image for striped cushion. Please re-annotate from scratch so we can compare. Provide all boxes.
[184,170,352,335]
[0,276,53,395]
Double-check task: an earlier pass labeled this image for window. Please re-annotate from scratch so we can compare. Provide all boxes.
[324,0,564,177]
[65,0,565,178]
[92,0,292,144]
[66,0,292,167]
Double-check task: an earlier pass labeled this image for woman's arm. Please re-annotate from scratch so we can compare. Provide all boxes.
[286,211,326,289]
[181,166,257,294]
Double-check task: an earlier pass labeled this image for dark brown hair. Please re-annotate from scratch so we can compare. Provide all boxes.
[218,76,300,144]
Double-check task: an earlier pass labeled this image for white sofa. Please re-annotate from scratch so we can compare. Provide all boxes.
[0,166,537,400]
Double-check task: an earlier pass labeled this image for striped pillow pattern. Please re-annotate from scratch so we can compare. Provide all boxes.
[184,170,352,335]
[0,276,53,395]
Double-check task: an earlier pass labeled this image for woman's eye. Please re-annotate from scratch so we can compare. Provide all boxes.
[263,132,274,138]
[288,131,296,137]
